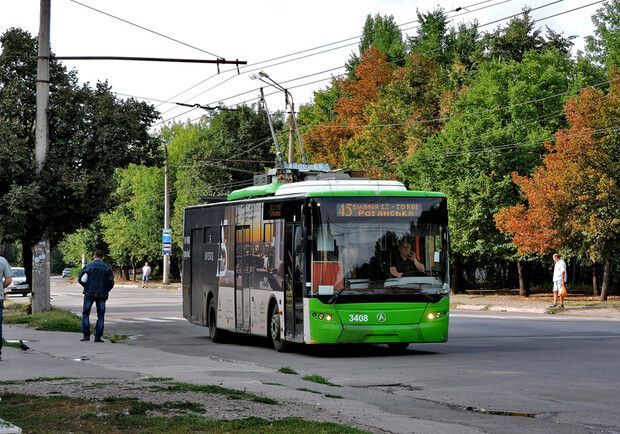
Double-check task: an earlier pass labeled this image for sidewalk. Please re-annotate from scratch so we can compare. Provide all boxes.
[451,294,620,319]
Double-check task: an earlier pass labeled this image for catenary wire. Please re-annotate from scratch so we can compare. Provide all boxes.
[67,0,223,58]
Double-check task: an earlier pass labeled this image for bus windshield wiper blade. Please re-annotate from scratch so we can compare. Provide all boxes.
[327,287,346,304]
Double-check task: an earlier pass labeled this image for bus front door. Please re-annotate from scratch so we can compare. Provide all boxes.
[284,223,304,341]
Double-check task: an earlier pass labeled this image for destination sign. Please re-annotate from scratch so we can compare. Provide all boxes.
[336,203,420,218]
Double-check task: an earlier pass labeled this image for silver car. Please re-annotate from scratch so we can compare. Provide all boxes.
[5,267,30,296]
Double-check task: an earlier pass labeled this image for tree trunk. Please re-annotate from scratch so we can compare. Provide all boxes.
[592,264,599,297]
[451,253,463,294]
[132,263,137,282]
[122,265,130,281]
[517,260,529,297]
[600,258,611,302]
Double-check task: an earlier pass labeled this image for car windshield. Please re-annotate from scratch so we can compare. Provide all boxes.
[12,268,25,278]
[311,197,449,299]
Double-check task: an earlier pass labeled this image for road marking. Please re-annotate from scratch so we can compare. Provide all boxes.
[107,318,145,323]
[161,316,186,321]
[134,317,174,323]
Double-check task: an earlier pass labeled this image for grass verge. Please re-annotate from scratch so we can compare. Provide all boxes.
[278,366,298,375]
[302,374,341,387]
[0,393,366,433]
[3,302,81,332]
[1,338,21,349]
[151,381,279,405]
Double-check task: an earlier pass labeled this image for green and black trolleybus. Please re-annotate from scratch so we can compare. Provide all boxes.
[182,174,450,352]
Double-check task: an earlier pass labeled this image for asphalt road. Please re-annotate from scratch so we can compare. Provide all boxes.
[19,276,619,433]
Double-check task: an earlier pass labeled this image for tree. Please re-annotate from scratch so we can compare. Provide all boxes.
[0,28,160,282]
[58,223,102,268]
[586,0,620,70]
[100,165,164,280]
[346,14,406,75]
[496,71,620,301]
[408,9,451,65]
[304,47,398,168]
[400,49,576,291]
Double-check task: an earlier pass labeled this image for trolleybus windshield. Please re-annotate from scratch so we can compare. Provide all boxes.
[311,197,449,300]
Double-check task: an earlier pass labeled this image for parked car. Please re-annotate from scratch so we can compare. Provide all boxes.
[5,267,30,297]
[61,267,73,279]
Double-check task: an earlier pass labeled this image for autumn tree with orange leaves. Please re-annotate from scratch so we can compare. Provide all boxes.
[303,46,397,168]
[496,71,620,301]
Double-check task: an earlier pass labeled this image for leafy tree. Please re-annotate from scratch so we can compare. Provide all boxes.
[496,72,620,300]
[408,9,451,65]
[399,49,576,291]
[0,28,160,281]
[586,0,620,70]
[346,14,406,75]
[100,165,164,280]
[304,47,397,168]
[58,223,103,268]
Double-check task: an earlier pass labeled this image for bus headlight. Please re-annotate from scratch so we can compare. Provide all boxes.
[318,313,324,320]
[325,314,333,321]
[427,313,436,320]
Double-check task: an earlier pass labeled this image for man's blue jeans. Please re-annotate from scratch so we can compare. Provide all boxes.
[82,295,106,339]
[0,298,4,353]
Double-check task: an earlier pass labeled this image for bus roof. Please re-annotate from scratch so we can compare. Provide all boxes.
[226,180,446,201]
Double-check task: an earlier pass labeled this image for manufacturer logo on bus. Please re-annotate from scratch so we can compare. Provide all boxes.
[377,313,387,322]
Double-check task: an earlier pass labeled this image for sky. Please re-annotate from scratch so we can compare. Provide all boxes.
[0,0,603,128]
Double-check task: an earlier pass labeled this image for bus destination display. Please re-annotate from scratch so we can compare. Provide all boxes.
[336,203,420,218]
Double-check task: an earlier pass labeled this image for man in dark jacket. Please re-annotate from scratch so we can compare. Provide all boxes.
[78,250,114,342]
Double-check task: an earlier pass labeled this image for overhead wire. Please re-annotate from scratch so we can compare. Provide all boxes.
[154,0,515,112]
[158,0,596,126]
[67,0,223,59]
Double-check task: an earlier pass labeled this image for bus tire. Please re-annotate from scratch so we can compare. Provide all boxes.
[388,343,409,353]
[208,298,226,343]
[269,306,288,352]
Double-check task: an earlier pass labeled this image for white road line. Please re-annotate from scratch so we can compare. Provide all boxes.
[135,317,173,323]
[109,318,146,323]
[161,316,186,321]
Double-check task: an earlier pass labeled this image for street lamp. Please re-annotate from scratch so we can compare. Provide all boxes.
[250,71,307,164]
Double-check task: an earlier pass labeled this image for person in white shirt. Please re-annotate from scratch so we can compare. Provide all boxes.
[552,253,567,307]
[141,262,152,288]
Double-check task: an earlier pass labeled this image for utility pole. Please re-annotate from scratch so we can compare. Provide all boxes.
[288,99,294,164]
[32,0,51,313]
[162,140,170,285]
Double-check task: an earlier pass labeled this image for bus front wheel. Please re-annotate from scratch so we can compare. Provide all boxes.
[269,307,288,352]
[208,298,226,343]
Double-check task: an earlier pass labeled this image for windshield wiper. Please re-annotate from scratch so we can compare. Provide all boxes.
[327,287,347,304]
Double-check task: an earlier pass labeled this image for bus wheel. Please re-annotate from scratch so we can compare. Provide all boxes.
[208,298,225,343]
[388,343,409,353]
[269,307,288,352]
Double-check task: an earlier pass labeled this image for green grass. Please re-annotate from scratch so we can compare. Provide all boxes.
[143,377,174,382]
[105,334,130,343]
[302,374,341,387]
[296,387,321,394]
[278,366,298,375]
[0,377,73,385]
[151,381,278,405]
[324,394,344,399]
[1,338,21,349]
[161,401,204,413]
[3,304,82,332]
[0,394,366,433]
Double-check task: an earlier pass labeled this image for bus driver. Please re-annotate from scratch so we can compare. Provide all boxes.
[390,240,425,278]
